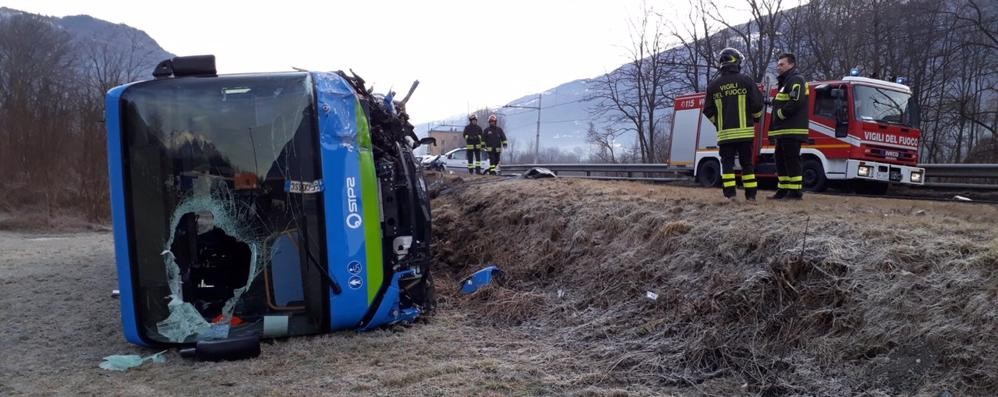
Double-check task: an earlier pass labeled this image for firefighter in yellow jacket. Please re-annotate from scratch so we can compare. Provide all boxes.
[482,114,507,175]
[769,53,809,200]
[702,48,764,201]
[462,114,484,174]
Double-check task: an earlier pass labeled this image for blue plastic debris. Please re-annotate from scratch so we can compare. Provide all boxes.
[383,91,396,115]
[459,265,503,295]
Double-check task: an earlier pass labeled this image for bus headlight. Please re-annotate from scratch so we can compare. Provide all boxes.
[858,165,872,177]
[911,171,923,183]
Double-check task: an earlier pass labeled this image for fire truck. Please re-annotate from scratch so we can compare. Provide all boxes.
[668,75,925,194]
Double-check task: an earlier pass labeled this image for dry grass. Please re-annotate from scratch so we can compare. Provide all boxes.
[0,231,673,396]
[431,176,998,396]
[1,176,995,396]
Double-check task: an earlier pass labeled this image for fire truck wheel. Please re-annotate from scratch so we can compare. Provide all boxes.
[696,159,721,187]
[802,158,827,192]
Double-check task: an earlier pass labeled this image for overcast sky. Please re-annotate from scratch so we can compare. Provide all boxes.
[1,0,757,123]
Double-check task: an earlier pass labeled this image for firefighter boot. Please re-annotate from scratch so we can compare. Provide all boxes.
[722,173,737,201]
[768,189,787,200]
[745,189,757,202]
[785,190,803,200]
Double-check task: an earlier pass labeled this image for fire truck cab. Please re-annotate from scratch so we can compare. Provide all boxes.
[669,76,925,193]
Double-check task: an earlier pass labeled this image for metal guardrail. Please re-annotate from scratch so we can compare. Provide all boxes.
[918,164,998,179]
[501,163,998,189]
[501,163,690,178]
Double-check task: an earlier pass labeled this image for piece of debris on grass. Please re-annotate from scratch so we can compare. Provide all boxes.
[459,265,503,295]
[99,350,167,371]
[646,291,659,301]
[954,195,972,201]
[520,167,557,179]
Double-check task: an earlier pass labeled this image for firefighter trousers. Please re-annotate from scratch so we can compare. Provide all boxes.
[719,141,757,199]
[487,151,501,175]
[774,137,803,195]
[466,146,482,173]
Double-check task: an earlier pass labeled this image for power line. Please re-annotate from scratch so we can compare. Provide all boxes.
[506,118,590,129]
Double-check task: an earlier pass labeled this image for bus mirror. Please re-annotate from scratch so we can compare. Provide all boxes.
[415,137,437,149]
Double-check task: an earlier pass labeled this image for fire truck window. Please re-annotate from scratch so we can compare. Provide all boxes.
[815,89,838,119]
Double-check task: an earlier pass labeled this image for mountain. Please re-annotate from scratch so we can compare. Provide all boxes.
[0,7,174,78]
[416,77,602,156]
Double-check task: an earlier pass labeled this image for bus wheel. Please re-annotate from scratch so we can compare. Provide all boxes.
[696,159,721,187]
[802,158,827,192]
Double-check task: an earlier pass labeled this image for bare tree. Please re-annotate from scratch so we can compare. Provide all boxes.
[589,3,678,163]
[74,30,156,220]
[585,121,625,163]
[671,0,721,93]
[946,0,998,51]
[704,0,785,82]
[0,14,76,218]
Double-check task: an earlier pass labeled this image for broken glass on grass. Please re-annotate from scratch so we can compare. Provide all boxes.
[99,350,167,371]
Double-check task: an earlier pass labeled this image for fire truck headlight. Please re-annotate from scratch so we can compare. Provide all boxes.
[858,165,872,177]
[910,171,923,183]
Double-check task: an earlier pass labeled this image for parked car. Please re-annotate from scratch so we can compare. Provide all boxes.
[440,148,490,173]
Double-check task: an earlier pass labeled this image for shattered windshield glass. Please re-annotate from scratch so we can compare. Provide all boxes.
[120,73,328,343]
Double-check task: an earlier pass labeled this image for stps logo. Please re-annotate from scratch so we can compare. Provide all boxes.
[345,177,362,229]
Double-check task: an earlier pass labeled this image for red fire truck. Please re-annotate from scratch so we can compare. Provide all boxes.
[668,76,925,194]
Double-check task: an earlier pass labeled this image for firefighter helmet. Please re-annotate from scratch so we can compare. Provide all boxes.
[469,113,478,121]
[488,114,497,123]
[718,48,744,67]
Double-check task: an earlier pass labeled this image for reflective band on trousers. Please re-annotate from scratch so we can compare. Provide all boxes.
[742,173,757,189]
[722,173,736,188]
[778,176,803,190]
[770,128,808,136]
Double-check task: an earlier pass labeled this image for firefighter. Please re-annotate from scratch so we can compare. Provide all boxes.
[482,114,508,175]
[702,48,764,201]
[769,53,809,200]
[463,114,484,174]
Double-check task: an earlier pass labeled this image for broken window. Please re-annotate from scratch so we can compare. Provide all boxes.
[120,73,328,343]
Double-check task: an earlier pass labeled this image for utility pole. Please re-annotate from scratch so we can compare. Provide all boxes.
[503,93,542,162]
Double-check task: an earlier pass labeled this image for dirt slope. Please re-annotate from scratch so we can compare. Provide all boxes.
[430,175,998,396]
[1,176,995,396]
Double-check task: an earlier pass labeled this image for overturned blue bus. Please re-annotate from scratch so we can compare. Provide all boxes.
[106,56,435,347]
